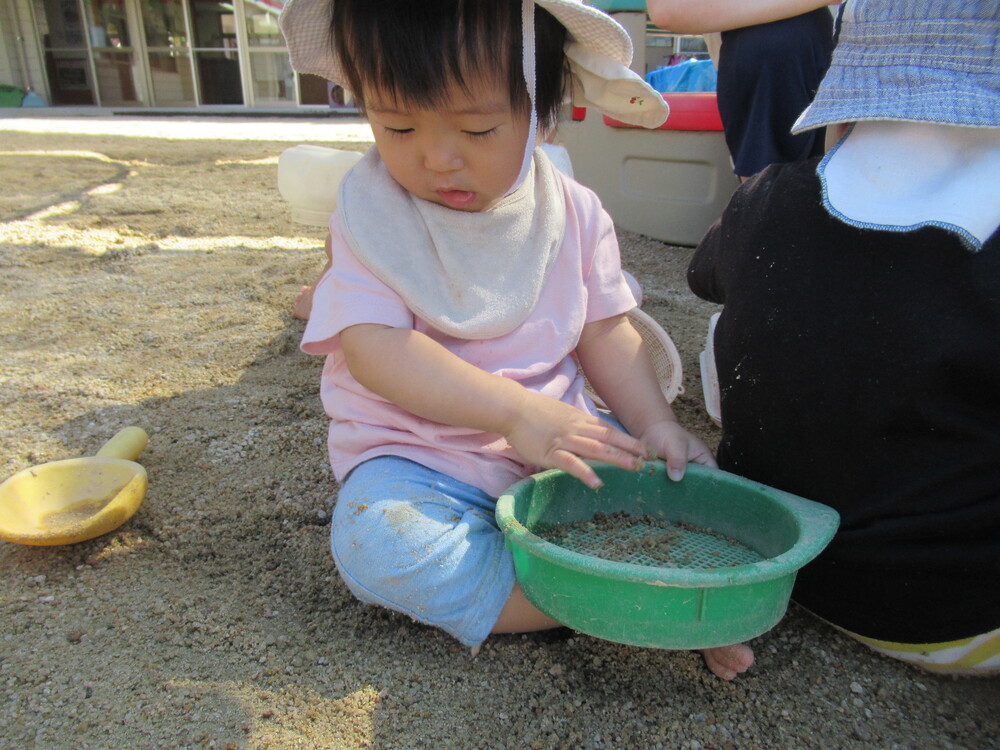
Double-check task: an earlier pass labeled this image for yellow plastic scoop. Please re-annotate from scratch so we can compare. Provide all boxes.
[0,427,149,546]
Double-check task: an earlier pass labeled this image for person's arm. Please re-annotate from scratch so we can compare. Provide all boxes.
[686,219,726,304]
[575,314,716,481]
[647,0,838,34]
[339,323,653,489]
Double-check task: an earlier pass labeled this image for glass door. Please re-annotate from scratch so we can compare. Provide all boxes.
[32,0,96,104]
[190,0,243,104]
[83,0,142,105]
[140,0,197,106]
[243,0,294,106]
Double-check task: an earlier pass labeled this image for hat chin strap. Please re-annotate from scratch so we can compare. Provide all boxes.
[508,0,539,197]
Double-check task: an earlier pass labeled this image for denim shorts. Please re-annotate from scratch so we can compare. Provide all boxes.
[331,456,516,648]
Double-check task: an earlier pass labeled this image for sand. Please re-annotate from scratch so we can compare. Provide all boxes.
[0,117,997,750]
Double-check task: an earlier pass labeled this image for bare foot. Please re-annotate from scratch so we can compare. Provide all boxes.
[701,643,754,680]
[293,285,315,320]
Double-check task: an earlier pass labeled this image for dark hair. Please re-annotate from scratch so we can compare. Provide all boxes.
[331,0,568,131]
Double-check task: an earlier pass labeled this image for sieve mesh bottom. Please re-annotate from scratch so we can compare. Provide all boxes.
[546,518,765,569]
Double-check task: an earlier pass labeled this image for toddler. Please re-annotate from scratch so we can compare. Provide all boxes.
[281,0,753,680]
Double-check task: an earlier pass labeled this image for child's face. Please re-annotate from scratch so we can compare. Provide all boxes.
[365,78,532,213]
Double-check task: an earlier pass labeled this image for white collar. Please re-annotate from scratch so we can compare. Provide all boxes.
[818,121,1000,251]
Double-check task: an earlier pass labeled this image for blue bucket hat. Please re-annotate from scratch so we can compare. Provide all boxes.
[792,0,999,133]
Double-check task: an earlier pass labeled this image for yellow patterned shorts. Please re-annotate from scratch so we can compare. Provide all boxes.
[839,625,1000,676]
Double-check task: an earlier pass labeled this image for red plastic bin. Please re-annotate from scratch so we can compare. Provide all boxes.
[603,92,723,131]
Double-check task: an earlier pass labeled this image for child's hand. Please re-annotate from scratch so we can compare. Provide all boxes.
[639,420,717,482]
[502,390,654,490]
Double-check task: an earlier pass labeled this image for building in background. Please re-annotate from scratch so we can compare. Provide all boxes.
[0,0,344,108]
[0,0,704,111]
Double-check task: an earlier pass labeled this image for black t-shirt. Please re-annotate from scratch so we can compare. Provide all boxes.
[688,159,1000,643]
[716,8,833,177]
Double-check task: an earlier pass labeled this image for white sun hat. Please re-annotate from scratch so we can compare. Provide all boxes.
[278,0,669,129]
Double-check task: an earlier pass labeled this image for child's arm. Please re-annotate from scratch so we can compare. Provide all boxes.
[576,314,716,481]
[340,323,654,489]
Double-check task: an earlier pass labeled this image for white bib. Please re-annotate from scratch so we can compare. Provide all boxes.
[338,147,566,339]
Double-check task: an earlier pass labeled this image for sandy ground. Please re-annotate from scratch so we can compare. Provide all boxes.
[0,116,997,750]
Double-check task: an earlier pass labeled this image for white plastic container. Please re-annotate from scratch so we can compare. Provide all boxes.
[700,312,722,426]
[539,142,574,178]
[278,145,364,227]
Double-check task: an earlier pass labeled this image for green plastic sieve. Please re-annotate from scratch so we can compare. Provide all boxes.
[496,461,839,649]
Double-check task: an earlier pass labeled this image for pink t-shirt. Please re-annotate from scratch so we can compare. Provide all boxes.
[301,174,635,497]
